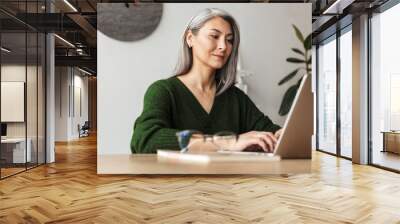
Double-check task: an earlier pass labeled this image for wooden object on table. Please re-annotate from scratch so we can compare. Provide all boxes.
[382,131,400,154]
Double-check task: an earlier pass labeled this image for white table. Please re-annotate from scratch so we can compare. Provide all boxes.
[1,138,31,163]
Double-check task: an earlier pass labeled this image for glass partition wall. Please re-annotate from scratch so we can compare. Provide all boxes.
[339,26,352,159]
[316,0,400,171]
[0,1,46,179]
[316,25,353,159]
[317,35,337,155]
[370,2,400,171]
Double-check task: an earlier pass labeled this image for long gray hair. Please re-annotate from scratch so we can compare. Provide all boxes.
[173,8,240,95]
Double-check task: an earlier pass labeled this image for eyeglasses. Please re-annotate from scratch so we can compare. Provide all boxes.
[176,130,238,153]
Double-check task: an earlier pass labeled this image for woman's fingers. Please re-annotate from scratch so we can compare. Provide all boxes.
[266,132,278,151]
[255,138,268,151]
[257,132,277,152]
[261,135,274,152]
[262,132,278,143]
[274,129,283,139]
[236,131,280,152]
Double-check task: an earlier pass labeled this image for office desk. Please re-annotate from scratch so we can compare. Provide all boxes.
[1,138,31,163]
[98,154,311,174]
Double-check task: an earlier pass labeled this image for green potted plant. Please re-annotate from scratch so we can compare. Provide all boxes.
[278,25,312,116]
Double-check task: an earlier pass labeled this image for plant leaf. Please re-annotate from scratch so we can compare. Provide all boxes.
[278,69,299,85]
[291,48,305,56]
[287,57,305,63]
[279,83,300,116]
[304,33,312,50]
[292,24,304,42]
[307,56,312,64]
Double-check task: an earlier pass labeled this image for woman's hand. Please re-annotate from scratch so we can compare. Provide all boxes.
[274,128,283,139]
[231,131,278,152]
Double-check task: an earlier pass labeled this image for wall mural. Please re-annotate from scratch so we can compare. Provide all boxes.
[97,3,163,42]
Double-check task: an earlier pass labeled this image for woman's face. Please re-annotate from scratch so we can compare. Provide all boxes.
[187,17,234,70]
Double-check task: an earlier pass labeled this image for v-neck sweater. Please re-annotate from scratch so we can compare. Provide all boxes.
[130,76,281,153]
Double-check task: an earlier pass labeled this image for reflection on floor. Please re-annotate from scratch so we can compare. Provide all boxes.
[0,134,400,223]
[0,163,41,178]
[373,150,400,171]
[0,167,25,177]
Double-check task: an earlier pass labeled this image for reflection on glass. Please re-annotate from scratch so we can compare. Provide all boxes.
[213,131,238,151]
[371,3,400,171]
[38,33,46,165]
[176,130,237,153]
[1,30,27,177]
[27,31,38,169]
[318,36,337,154]
[0,2,47,179]
[340,28,352,158]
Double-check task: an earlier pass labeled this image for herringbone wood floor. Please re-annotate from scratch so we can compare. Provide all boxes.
[1,134,400,224]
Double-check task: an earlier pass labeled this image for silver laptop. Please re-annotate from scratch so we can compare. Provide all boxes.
[219,74,313,159]
[272,74,313,159]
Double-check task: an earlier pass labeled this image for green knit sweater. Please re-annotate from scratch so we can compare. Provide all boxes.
[130,76,281,153]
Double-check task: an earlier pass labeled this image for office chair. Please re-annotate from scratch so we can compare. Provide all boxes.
[79,121,90,138]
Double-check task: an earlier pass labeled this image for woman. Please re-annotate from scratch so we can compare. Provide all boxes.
[131,8,282,154]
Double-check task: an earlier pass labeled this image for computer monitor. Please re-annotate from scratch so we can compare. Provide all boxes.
[274,74,313,159]
[1,123,7,137]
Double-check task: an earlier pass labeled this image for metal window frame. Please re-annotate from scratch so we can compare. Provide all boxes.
[316,0,400,172]
[315,22,353,162]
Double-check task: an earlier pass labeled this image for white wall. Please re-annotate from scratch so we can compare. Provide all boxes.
[55,67,69,141]
[72,73,89,138]
[55,67,89,141]
[98,3,311,155]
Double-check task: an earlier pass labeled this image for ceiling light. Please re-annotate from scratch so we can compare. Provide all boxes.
[323,0,354,15]
[63,0,78,12]
[54,34,75,48]
[78,67,93,76]
[1,47,11,53]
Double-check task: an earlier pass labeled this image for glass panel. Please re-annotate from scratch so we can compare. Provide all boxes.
[0,1,46,178]
[38,32,45,165]
[371,3,400,171]
[339,28,352,158]
[27,31,38,169]
[27,0,39,170]
[317,36,337,154]
[1,27,28,177]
